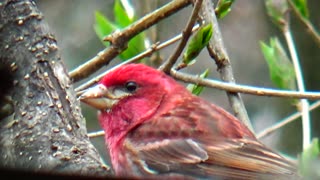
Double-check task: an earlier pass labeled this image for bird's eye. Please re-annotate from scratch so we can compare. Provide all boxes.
[125,81,138,93]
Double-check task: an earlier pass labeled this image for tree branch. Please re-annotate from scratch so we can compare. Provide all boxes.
[69,0,192,83]
[170,69,320,100]
[287,0,320,47]
[75,24,200,94]
[0,0,110,177]
[258,100,320,139]
[159,0,203,73]
[200,0,253,132]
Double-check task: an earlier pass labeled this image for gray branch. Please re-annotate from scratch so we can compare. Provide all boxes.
[0,0,110,177]
[200,0,254,132]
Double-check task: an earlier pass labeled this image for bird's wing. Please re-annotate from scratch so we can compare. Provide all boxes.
[198,138,299,179]
[124,138,209,175]
[125,137,299,179]
[124,97,300,179]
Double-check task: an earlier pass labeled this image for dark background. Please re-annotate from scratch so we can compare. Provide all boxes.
[35,0,320,166]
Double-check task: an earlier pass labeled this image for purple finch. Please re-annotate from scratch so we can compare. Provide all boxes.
[80,64,300,179]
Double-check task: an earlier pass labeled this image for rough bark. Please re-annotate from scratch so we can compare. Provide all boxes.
[0,0,110,177]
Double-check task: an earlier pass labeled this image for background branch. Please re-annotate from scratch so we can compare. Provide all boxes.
[75,24,200,94]
[69,0,192,83]
[170,70,320,100]
[287,0,320,47]
[283,26,311,149]
[159,0,202,73]
[258,100,320,139]
[200,0,253,131]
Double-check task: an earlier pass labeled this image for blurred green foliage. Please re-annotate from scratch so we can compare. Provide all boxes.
[260,37,296,91]
[94,0,146,61]
[183,23,213,66]
[292,0,309,19]
[298,138,320,179]
[265,0,289,31]
[215,0,235,19]
[187,69,210,96]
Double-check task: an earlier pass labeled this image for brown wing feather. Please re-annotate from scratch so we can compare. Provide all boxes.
[124,96,300,179]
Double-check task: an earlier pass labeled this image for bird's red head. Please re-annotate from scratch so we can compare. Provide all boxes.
[81,64,187,145]
[100,63,180,93]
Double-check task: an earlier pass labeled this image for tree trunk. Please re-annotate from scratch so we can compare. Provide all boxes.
[0,0,110,177]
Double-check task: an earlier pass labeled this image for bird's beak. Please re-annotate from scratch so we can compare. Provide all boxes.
[79,84,118,110]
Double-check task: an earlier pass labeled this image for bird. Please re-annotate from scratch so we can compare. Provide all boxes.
[80,63,300,180]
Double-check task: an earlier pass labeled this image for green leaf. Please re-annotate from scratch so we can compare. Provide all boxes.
[183,23,213,65]
[215,0,235,19]
[187,69,209,95]
[94,4,146,62]
[119,32,146,61]
[298,138,320,179]
[265,0,289,31]
[114,0,135,28]
[291,0,309,19]
[260,37,296,90]
[94,11,118,47]
[114,0,146,61]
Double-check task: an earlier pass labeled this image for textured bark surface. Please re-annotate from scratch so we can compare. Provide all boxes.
[0,0,110,177]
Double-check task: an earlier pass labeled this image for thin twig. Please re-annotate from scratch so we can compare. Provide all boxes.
[144,0,162,67]
[200,0,252,132]
[170,69,320,100]
[257,100,320,139]
[69,0,192,83]
[284,29,311,149]
[159,0,203,73]
[75,25,200,94]
[287,0,320,47]
[78,64,320,101]
[88,130,105,138]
